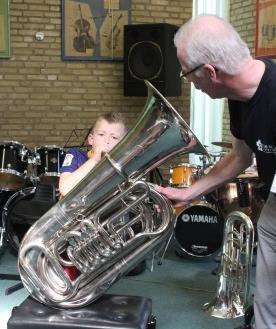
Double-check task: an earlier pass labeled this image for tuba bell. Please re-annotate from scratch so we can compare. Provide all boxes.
[18,80,209,308]
[203,210,254,319]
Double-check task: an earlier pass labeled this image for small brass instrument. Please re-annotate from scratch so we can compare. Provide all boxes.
[203,210,254,318]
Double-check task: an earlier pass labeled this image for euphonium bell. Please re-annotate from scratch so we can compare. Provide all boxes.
[18,80,209,308]
[203,210,254,318]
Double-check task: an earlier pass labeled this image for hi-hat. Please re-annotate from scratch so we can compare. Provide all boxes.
[212,141,232,148]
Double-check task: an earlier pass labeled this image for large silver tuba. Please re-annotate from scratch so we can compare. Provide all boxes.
[203,210,254,318]
[18,80,208,308]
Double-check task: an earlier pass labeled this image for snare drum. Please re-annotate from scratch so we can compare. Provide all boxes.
[35,145,65,184]
[0,141,31,191]
[175,201,224,257]
[170,163,201,187]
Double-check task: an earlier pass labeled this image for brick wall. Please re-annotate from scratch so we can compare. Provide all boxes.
[0,0,192,152]
[222,0,256,143]
[0,0,258,164]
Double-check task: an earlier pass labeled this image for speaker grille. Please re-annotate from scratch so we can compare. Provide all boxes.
[128,41,163,80]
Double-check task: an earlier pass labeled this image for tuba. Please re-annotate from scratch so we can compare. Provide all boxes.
[18,80,208,308]
[203,210,254,319]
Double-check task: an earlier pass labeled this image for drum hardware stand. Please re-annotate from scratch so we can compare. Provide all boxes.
[0,226,24,295]
[0,275,23,295]
[199,153,213,175]
[0,227,24,295]
[157,231,174,265]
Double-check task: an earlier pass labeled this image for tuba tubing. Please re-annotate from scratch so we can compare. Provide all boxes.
[203,210,254,319]
[18,80,209,308]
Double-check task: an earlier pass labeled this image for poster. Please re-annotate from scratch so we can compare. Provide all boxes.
[256,0,276,57]
[62,0,131,61]
[0,0,10,58]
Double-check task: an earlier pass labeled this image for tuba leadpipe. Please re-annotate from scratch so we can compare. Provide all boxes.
[18,80,209,308]
[203,210,254,319]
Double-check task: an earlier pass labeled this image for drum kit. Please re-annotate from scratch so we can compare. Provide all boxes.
[168,141,265,258]
[0,139,265,261]
[0,140,65,253]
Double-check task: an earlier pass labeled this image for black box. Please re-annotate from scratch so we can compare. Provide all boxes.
[124,23,181,96]
[8,294,156,329]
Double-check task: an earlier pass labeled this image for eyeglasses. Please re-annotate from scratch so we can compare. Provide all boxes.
[180,64,204,80]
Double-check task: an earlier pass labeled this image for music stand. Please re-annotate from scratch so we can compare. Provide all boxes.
[63,128,92,149]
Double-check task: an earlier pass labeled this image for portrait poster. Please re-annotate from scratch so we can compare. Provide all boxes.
[0,0,10,58]
[256,0,276,57]
[62,0,131,61]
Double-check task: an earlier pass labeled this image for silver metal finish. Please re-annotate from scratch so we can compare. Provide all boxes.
[203,210,254,319]
[18,80,208,308]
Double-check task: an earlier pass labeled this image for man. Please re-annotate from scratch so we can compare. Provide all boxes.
[155,14,276,329]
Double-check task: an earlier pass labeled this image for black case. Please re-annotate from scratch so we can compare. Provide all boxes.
[8,294,156,329]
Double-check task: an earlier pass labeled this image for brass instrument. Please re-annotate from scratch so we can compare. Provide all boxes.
[18,80,208,308]
[203,211,254,318]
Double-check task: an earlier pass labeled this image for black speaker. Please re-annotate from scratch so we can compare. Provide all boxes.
[124,23,181,97]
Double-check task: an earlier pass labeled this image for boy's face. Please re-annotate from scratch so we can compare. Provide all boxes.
[88,119,126,153]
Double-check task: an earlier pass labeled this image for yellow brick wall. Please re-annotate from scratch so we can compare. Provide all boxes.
[0,0,192,152]
[222,0,256,143]
[0,0,257,158]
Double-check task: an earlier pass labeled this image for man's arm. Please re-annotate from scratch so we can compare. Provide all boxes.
[155,135,253,208]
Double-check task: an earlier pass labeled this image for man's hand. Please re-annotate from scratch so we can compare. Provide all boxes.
[154,185,192,208]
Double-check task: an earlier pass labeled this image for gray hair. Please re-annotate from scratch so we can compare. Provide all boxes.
[174,14,251,75]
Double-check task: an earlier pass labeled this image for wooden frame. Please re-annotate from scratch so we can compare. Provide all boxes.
[255,0,276,57]
[61,0,131,61]
[0,0,10,58]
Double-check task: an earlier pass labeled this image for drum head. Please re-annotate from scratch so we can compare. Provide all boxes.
[175,202,224,257]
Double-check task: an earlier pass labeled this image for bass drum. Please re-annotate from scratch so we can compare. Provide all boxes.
[2,187,36,252]
[175,201,224,257]
[2,187,56,253]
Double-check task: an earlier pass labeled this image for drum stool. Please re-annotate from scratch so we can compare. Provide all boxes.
[7,294,156,329]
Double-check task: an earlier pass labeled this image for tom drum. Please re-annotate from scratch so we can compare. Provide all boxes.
[35,145,65,184]
[170,163,201,187]
[0,141,31,191]
[216,173,265,224]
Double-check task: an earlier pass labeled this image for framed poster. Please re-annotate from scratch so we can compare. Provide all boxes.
[0,0,10,58]
[62,0,131,61]
[256,0,276,57]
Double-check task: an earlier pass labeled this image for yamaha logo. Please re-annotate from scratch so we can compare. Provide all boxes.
[181,214,190,222]
[181,213,218,224]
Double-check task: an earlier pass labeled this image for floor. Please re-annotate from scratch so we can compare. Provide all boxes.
[0,236,256,329]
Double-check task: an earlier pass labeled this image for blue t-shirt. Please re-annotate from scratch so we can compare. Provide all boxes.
[60,148,89,173]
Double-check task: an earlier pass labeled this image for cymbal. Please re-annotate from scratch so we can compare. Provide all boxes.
[212,141,232,148]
